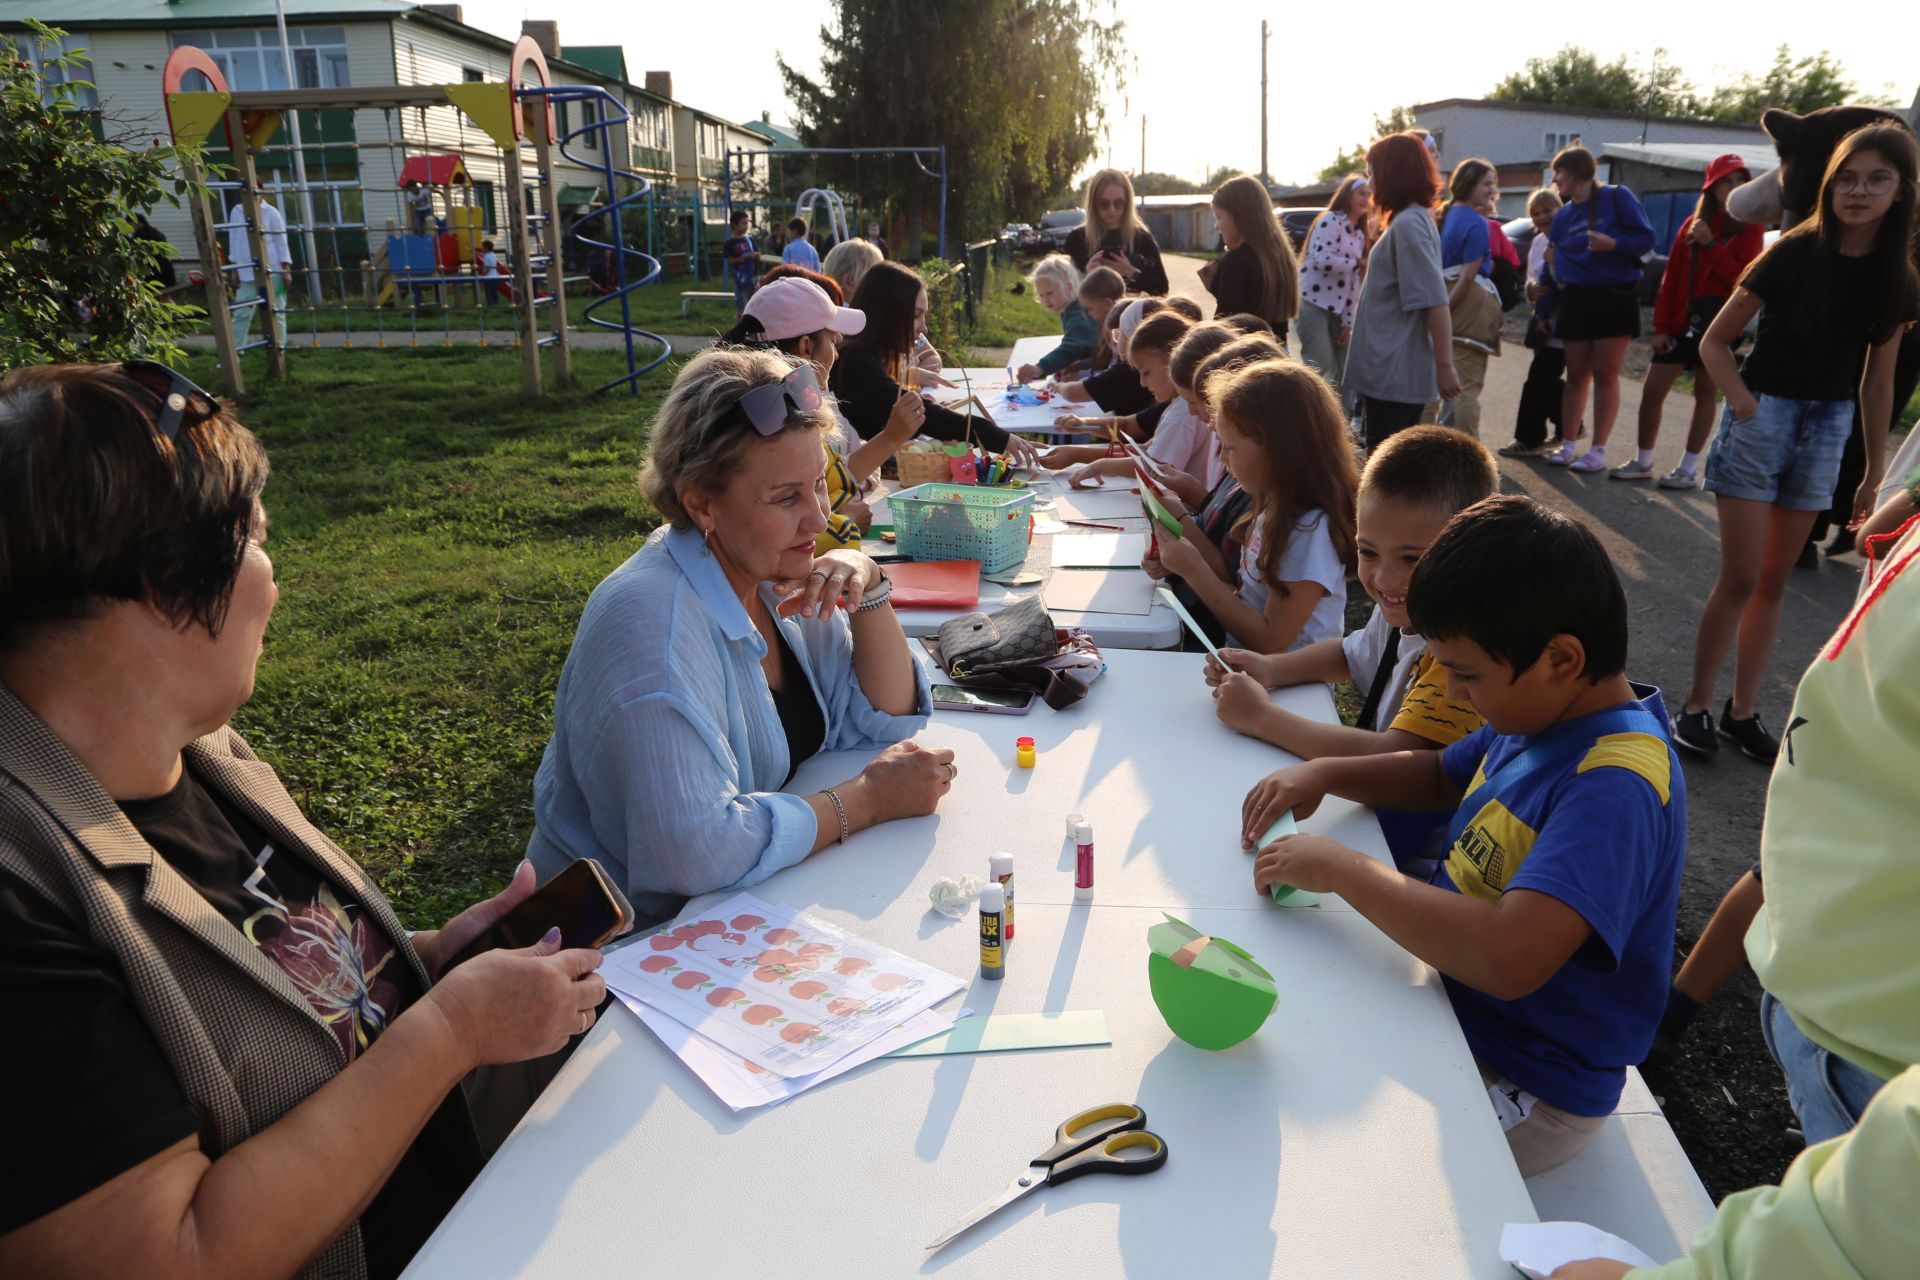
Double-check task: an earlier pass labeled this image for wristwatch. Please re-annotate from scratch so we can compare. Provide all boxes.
[856,569,893,612]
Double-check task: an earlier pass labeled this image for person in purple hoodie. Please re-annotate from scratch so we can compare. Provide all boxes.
[1541,146,1654,472]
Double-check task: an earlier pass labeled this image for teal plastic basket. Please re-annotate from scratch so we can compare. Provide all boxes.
[890,483,1035,574]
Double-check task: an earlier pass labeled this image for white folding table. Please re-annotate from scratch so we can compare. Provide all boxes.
[403,651,1540,1279]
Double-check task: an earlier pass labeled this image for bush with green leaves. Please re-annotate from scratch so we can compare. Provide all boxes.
[0,22,205,369]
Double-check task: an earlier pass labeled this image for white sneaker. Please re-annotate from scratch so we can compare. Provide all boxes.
[1658,466,1700,490]
[1611,458,1656,481]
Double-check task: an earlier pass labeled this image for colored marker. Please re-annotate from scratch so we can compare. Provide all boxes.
[1074,821,1095,901]
[979,882,1006,980]
[1064,520,1125,531]
[990,852,1015,941]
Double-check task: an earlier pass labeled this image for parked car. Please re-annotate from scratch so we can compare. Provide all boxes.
[1000,222,1032,245]
[1279,207,1320,253]
[1036,208,1084,251]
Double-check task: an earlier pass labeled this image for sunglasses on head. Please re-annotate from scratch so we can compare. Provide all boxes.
[733,363,824,436]
[121,360,219,443]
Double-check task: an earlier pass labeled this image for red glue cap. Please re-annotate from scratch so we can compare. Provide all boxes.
[1016,736,1035,748]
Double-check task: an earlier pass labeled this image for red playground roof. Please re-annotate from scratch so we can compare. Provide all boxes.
[397,154,471,188]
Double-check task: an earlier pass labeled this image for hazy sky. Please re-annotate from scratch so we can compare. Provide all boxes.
[460,0,1916,188]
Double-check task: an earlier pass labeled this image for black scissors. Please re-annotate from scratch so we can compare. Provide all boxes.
[925,1103,1169,1251]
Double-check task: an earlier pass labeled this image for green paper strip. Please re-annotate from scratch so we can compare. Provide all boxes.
[885,1011,1110,1057]
[1257,813,1321,908]
[1155,587,1224,663]
[1140,484,1184,538]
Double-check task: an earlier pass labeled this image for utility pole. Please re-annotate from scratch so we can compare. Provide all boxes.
[1139,115,1146,175]
[1259,20,1270,186]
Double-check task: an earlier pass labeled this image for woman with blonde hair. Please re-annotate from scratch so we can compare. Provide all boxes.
[821,237,883,303]
[1064,167,1170,295]
[1295,173,1372,392]
[1205,174,1300,346]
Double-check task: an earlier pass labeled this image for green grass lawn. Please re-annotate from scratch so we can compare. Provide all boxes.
[181,345,671,928]
[206,281,742,340]
[958,265,1059,351]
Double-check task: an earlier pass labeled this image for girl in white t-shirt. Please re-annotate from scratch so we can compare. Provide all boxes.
[1158,357,1357,651]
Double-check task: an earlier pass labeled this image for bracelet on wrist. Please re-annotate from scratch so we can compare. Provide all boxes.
[821,787,850,843]
[855,571,893,613]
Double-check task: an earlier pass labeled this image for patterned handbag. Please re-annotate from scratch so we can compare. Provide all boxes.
[928,596,1105,710]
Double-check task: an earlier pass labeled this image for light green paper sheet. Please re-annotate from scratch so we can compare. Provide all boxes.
[1256,813,1321,908]
[1154,587,1224,663]
[885,1011,1110,1057]
[1139,485,1184,538]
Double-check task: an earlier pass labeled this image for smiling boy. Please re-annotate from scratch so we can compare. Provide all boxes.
[1207,426,1495,864]
[1239,495,1687,1175]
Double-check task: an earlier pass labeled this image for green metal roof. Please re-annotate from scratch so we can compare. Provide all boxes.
[0,0,419,26]
[562,44,625,83]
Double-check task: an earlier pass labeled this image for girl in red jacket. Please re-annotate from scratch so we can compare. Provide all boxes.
[1614,154,1764,487]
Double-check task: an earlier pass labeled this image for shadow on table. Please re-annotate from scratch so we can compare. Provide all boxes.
[913,975,1007,1164]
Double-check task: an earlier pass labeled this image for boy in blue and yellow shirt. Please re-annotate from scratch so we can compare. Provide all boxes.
[1240,495,1686,1176]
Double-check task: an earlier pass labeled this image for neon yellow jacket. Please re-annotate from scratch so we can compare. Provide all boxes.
[1631,1064,1920,1279]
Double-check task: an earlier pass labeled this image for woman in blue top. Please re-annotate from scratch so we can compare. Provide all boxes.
[527,348,955,926]
[1436,158,1506,438]
[1543,146,1654,471]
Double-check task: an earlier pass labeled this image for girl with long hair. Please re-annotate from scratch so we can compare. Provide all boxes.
[1295,173,1372,393]
[1617,155,1764,487]
[1064,168,1171,295]
[1156,357,1358,652]
[1205,173,1301,345]
[1345,133,1462,448]
[1674,124,1919,762]
[1434,158,1506,437]
[1541,145,1655,471]
[831,262,1039,464]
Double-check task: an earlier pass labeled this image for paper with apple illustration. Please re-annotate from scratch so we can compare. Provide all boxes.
[603,893,966,1077]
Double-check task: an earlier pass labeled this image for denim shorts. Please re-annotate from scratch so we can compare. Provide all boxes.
[1760,990,1888,1145]
[1703,394,1854,510]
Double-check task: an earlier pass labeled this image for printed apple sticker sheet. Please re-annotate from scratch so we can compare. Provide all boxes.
[603,893,966,1076]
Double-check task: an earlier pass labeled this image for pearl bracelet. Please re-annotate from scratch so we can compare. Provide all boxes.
[855,572,893,612]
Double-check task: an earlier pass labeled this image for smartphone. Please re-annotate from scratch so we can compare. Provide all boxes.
[444,860,634,970]
[1100,228,1124,254]
[933,683,1036,714]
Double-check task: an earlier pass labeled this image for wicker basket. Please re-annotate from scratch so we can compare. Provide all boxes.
[895,449,958,486]
[892,484,1035,574]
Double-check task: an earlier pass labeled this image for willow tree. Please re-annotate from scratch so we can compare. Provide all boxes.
[779,0,1128,255]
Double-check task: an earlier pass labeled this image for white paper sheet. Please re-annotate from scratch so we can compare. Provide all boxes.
[1050,533,1147,568]
[620,993,965,1111]
[1044,569,1158,616]
[602,893,967,1077]
[1499,1222,1658,1279]
[1053,489,1149,521]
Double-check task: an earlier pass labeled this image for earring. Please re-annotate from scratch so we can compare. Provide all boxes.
[702,525,715,553]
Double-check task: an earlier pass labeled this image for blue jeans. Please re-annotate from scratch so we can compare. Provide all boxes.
[1703,394,1854,510]
[1760,990,1888,1145]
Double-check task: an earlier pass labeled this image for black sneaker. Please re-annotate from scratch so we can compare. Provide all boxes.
[1670,706,1718,755]
[1718,701,1781,763]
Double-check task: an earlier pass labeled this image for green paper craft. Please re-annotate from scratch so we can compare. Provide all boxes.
[1147,914,1278,1050]
[1154,587,1224,664]
[885,1011,1110,1057]
[1139,485,1184,539]
[1255,812,1321,907]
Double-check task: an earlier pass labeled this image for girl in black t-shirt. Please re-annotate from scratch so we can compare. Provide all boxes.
[1675,125,1920,763]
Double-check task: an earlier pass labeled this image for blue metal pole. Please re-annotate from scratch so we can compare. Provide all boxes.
[938,144,948,259]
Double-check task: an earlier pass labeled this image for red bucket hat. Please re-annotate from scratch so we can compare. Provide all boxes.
[1702,153,1749,191]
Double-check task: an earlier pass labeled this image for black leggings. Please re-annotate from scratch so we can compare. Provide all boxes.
[1515,346,1566,448]
[1362,397,1426,450]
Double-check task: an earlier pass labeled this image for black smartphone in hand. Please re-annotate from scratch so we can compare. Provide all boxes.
[444,860,634,970]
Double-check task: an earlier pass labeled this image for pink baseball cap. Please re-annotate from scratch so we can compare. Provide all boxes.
[743,278,866,341]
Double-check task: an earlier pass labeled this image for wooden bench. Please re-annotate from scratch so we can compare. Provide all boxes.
[680,290,734,316]
[1524,1068,1718,1264]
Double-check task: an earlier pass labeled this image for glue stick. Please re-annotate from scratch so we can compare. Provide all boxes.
[1074,821,1095,901]
[989,851,1015,941]
[979,882,1006,980]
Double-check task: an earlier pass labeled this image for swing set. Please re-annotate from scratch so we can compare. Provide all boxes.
[162,37,670,398]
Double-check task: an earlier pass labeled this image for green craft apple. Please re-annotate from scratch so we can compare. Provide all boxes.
[1147,914,1278,1051]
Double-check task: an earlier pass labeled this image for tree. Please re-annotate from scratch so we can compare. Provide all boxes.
[778,1,1128,253]
[1,23,202,369]
[1702,46,1876,122]
[1317,105,1416,183]
[1131,171,1205,196]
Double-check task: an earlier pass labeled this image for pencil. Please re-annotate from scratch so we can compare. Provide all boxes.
[1065,520,1125,531]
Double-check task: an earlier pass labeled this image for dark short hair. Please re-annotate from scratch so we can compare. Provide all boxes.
[729,209,749,224]
[1551,145,1597,181]
[1219,313,1275,338]
[787,217,808,235]
[0,364,270,650]
[1360,425,1498,518]
[1407,495,1627,681]
[1167,321,1239,391]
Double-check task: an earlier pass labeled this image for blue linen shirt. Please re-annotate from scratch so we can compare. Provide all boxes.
[782,238,822,271]
[526,524,931,922]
